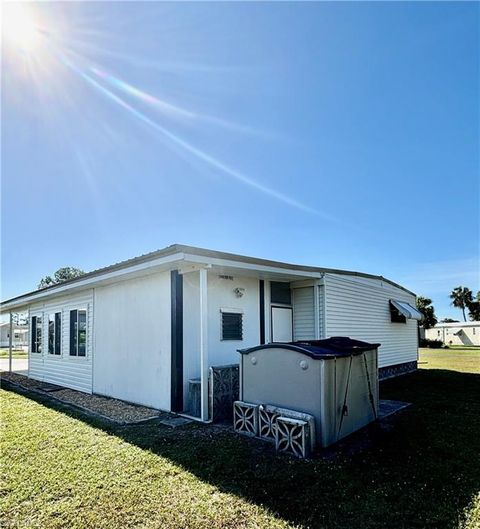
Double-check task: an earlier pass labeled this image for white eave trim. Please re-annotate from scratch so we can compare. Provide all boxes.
[1,252,185,313]
[183,253,323,279]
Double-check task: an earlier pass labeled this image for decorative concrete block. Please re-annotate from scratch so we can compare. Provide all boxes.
[233,401,258,436]
[275,416,311,458]
[258,405,280,442]
[259,405,316,452]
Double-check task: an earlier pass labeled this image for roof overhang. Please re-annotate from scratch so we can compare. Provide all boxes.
[1,251,322,314]
[1,243,416,313]
[0,252,185,313]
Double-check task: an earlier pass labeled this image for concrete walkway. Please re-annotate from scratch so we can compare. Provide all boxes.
[0,358,28,375]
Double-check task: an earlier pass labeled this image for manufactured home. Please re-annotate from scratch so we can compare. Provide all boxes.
[0,244,422,420]
[425,321,480,346]
[0,322,28,349]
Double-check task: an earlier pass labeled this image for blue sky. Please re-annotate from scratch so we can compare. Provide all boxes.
[2,1,479,320]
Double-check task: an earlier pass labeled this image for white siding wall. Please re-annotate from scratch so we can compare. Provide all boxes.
[324,274,418,368]
[207,273,260,366]
[292,284,325,341]
[93,272,171,411]
[293,287,315,340]
[28,291,94,392]
[183,271,260,386]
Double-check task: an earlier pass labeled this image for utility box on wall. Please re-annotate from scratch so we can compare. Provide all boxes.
[238,337,380,447]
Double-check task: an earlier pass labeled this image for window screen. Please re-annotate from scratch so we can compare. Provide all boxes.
[221,312,243,341]
[70,309,87,356]
[270,282,291,305]
[31,315,42,353]
[48,312,62,355]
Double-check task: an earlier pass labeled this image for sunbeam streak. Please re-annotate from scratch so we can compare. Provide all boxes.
[57,52,333,218]
[88,66,275,138]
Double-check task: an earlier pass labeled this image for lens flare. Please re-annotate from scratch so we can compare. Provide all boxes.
[3,3,42,53]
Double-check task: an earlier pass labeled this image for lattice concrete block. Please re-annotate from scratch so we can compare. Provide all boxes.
[260,405,316,451]
[258,405,280,442]
[275,416,312,458]
[233,401,258,437]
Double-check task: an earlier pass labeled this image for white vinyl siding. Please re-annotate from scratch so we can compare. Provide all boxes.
[293,287,315,341]
[324,274,417,368]
[93,272,171,411]
[28,291,94,393]
[292,284,325,341]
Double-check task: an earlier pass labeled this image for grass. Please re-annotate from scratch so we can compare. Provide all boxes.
[419,347,480,374]
[1,356,479,528]
[0,349,27,359]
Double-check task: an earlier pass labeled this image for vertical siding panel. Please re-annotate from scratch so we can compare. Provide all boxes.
[27,291,94,392]
[293,287,315,341]
[318,285,326,339]
[324,274,417,368]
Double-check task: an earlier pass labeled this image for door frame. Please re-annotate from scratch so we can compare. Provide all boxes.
[270,304,294,343]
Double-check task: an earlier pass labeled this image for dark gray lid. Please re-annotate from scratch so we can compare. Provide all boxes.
[238,337,380,359]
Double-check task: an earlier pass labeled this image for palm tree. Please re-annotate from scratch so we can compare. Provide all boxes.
[449,286,473,322]
[416,297,437,329]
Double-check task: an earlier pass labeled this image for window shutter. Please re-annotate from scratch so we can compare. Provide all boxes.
[222,312,243,341]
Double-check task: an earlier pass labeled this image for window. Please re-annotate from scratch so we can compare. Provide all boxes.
[473,327,476,335]
[270,282,291,305]
[390,303,407,324]
[31,315,42,353]
[437,330,441,336]
[221,312,243,341]
[48,312,62,355]
[70,309,87,356]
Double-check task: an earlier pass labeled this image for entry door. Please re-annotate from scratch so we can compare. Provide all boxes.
[271,306,293,342]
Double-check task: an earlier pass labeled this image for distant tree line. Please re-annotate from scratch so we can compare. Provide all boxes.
[416,286,480,329]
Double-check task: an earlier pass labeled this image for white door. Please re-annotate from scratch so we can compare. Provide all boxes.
[271,306,293,342]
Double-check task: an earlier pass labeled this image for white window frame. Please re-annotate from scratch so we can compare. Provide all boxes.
[30,313,43,354]
[69,307,88,358]
[48,312,62,356]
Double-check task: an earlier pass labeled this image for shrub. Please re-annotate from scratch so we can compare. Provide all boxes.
[420,338,444,348]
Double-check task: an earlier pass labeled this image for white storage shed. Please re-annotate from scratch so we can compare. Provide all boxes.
[238,337,380,447]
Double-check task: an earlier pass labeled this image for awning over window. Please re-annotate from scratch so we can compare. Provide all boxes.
[390,300,424,321]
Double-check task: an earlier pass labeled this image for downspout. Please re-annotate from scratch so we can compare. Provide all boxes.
[9,312,13,372]
[199,268,209,422]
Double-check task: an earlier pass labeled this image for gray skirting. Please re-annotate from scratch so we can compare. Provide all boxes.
[379,361,417,380]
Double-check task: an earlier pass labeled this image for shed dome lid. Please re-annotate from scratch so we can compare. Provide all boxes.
[238,337,380,359]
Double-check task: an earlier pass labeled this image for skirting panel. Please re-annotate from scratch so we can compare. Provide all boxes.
[379,361,417,380]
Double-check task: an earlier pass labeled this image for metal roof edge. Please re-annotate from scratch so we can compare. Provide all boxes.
[1,243,416,309]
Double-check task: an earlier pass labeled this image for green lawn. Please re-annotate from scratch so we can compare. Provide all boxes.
[0,349,27,359]
[419,347,480,374]
[1,362,479,528]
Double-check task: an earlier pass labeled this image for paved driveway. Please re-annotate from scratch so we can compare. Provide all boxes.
[0,358,28,375]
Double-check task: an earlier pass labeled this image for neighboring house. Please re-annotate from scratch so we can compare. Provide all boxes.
[0,322,28,349]
[0,244,422,421]
[426,322,480,346]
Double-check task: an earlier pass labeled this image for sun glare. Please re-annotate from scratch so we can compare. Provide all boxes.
[3,3,41,53]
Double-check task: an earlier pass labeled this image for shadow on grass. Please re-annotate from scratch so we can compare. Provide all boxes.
[3,369,480,529]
